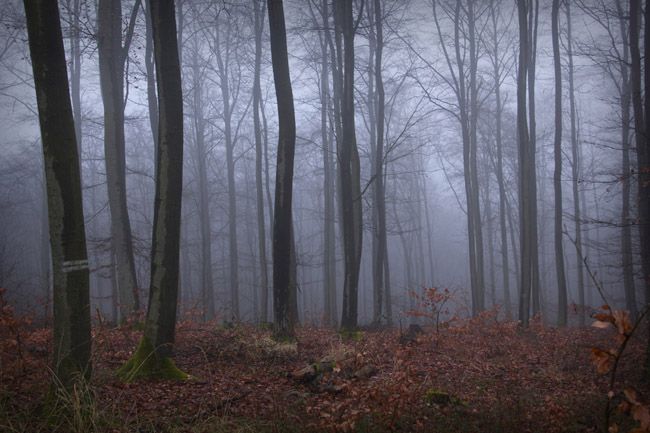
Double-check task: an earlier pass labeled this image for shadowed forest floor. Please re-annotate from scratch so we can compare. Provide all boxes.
[1,312,647,433]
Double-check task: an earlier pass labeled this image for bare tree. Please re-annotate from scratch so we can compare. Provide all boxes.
[24,0,91,386]
[97,0,142,319]
[268,0,297,340]
[118,0,186,380]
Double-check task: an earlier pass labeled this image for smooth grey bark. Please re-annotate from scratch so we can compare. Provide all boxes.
[565,1,585,326]
[467,0,485,314]
[143,0,184,360]
[517,0,536,327]
[527,0,540,315]
[614,0,637,319]
[189,32,214,321]
[335,0,362,331]
[213,14,240,321]
[487,0,511,319]
[309,0,337,326]
[97,0,141,318]
[371,0,388,325]
[25,0,91,385]
[144,0,159,156]
[268,0,297,340]
[432,0,484,316]
[552,0,568,326]
[40,178,51,321]
[253,0,269,323]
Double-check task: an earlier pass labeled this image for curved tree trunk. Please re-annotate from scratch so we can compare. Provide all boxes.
[268,0,297,340]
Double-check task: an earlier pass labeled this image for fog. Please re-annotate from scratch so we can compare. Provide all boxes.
[0,0,641,327]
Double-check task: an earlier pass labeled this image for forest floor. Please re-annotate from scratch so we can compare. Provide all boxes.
[1,310,647,433]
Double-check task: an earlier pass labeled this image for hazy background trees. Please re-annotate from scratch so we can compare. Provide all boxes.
[2,0,647,332]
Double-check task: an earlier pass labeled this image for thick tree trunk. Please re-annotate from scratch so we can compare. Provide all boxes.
[630,0,650,375]
[552,0,568,326]
[268,0,297,340]
[25,0,91,386]
[118,0,186,381]
[97,0,141,318]
[144,0,159,159]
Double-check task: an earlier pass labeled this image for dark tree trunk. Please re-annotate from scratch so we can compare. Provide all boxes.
[335,0,362,331]
[24,0,91,386]
[268,0,297,340]
[118,0,185,381]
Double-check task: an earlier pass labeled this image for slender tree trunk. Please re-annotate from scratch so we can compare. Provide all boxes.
[253,0,269,324]
[467,0,485,314]
[97,0,141,318]
[190,38,214,321]
[335,0,362,331]
[488,0,511,319]
[564,1,585,326]
[25,0,91,386]
[552,0,568,326]
[517,0,533,326]
[268,0,297,340]
[527,0,540,316]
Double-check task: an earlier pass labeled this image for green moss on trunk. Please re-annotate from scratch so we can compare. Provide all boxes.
[116,337,188,382]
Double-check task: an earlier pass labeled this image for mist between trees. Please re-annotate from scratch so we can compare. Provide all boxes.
[2,0,650,381]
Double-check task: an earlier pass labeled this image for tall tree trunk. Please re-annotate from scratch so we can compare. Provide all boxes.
[527,0,540,316]
[25,0,91,386]
[190,37,214,321]
[467,0,485,314]
[630,0,650,375]
[118,0,186,380]
[97,0,141,318]
[268,0,297,340]
[336,0,362,331]
[552,0,568,326]
[564,1,585,326]
[253,0,269,324]
[144,0,159,161]
[615,0,636,319]
[313,0,337,327]
[517,0,534,327]
[214,18,240,321]
[488,0,511,319]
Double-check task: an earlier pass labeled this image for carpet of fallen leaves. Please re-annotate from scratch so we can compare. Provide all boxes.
[1,310,647,433]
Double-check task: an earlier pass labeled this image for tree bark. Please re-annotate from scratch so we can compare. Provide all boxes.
[565,1,585,326]
[97,0,141,318]
[335,0,362,331]
[118,0,186,381]
[24,0,91,386]
[268,0,297,340]
[552,0,568,326]
[253,0,269,324]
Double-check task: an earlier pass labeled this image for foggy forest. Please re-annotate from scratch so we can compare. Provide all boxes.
[1,0,650,431]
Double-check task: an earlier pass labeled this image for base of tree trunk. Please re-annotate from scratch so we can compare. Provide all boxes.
[117,337,188,382]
